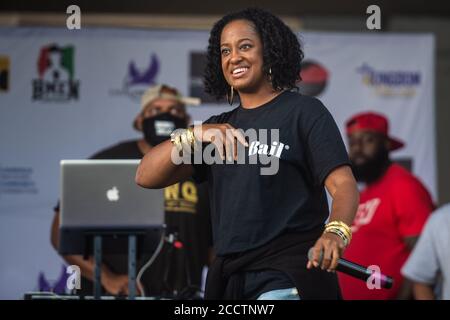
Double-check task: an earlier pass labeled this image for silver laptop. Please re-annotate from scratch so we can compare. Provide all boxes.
[60,159,164,230]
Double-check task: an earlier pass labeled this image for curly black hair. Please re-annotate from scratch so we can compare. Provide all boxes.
[204,7,304,100]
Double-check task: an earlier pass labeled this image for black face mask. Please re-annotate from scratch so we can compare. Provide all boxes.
[142,113,187,146]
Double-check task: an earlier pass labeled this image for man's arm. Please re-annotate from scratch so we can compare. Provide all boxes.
[396,278,414,300]
[392,177,434,299]
[413,282,435,300]
[394,236,421,300]
[50,210,130,295]
[404,236,419,252]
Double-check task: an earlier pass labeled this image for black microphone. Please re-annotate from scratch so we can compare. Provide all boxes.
[307,248,394,289]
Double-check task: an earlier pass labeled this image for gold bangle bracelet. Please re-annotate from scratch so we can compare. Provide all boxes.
[325,221,352,242]
[187,126,194,140]
[181,131,193,153]
[325,226,352,243]
[170,131,183,151]
[324,227,349,239]
[326,220,351,230]
[324,228,350,247]
[325,221,352,237]
[187,127,196,149]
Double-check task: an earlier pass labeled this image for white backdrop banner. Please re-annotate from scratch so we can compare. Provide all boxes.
[0,27,435,299]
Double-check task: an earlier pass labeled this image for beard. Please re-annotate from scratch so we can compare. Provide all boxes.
[351,148,391,184]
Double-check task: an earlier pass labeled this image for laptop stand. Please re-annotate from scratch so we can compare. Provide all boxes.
[87,230,145,300]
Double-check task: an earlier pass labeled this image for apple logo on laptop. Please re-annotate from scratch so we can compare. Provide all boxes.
[106,186,119,202]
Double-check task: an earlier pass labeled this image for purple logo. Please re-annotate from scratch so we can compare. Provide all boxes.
[110,53,160,101]
[38,265,69,294]
[125,54,159,87]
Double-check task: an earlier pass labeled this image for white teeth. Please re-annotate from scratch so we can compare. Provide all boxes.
[233,67,248,75]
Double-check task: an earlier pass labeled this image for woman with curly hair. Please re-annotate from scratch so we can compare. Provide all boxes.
[136,8,359,300]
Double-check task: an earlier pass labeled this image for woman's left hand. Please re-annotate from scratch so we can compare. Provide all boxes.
[307,232,346,272]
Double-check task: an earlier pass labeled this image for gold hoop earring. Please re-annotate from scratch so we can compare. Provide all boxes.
[227,86,234,106]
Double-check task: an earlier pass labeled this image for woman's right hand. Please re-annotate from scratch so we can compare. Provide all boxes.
[193,124,248,161]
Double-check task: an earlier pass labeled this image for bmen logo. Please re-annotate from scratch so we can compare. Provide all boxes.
[32,44,80,101]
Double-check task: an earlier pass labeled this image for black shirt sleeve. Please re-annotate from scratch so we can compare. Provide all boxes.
[300,98,351,186]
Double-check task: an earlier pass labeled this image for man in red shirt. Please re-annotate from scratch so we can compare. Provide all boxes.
[339,112,434,300]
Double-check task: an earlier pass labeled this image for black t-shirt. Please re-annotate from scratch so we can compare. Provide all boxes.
[55,139,212,296]
[193,91,350,256]
[90,140,143,159]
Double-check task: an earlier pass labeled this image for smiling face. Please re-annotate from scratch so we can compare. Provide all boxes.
[220,19,270,94]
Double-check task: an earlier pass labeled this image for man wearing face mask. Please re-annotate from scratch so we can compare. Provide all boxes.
[50,84,212,298]
[338,112,434,300]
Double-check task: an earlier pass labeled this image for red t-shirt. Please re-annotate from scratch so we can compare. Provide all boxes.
[338,164,434,300]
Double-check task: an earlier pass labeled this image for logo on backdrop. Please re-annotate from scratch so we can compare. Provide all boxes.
[0,55,10,92]
[38,265,69,294]
[189,51,219,104]
[0,165,38,195]
[32,44,80,101]
[356,63,421,98]
[297,60,329,97]
[109,53,160,101]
